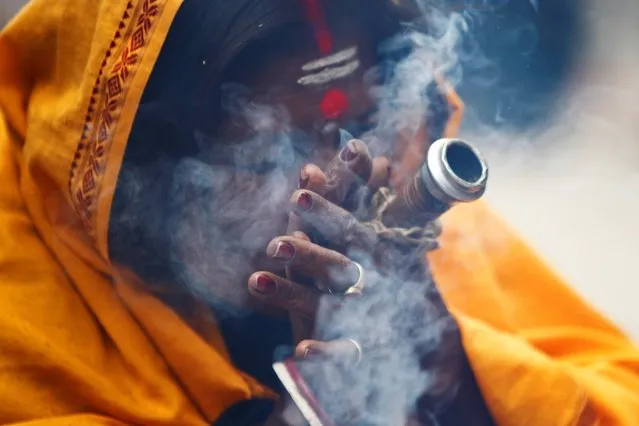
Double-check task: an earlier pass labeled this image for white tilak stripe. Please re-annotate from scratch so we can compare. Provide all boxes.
[301,46,358,72]
[297,60,360,86]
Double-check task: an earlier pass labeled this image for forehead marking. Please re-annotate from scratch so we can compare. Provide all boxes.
[300,0,333,53]
[297,60,360,86]
[302,46,358,72]
[320,89,349,119]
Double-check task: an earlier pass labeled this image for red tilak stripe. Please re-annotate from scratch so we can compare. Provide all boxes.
[300,0,351,120]
[300,0,333,54]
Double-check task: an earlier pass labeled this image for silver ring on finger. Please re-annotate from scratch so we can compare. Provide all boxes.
[346,338,363,365]
[329,261,365,296]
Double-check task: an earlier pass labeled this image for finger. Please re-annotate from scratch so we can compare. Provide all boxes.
[248,272,320,318]
[323,139,373,204]
[266,236,359,293]
[290,231,311,242]
[289,316,316,347]
[295,339,362,364]
[285,223,311,290]
[367,156,391,192]
[290,190,377,251]
[340,139,374,183]
[288,166,327,239]
[298,163,327,195]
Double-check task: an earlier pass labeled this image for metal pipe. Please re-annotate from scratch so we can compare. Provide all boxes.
[381,138,488,228]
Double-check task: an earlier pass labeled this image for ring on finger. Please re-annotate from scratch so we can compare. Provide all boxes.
[329,261,365,296]
[346,338,363,365]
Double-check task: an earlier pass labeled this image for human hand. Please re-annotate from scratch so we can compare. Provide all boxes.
[267,338,455,426]
[247,137,442,348]
[245,140,397,322]
[276,139,389,342]
[248,138,464,425]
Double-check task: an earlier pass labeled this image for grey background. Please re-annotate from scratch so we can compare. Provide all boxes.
[0,1,24,24]
[2,1,638,340]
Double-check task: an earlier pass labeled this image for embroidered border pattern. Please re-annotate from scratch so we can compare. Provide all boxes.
[69,0,163,237]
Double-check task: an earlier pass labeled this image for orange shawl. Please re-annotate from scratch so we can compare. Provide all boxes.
[0,1,637,425]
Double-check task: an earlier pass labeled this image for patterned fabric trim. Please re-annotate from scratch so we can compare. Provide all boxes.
[68,0,165,237]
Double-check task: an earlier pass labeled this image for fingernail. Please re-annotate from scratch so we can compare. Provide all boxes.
[254,275,277,295]
[340,143,358,162]
[304,346,324,359]
[272,241,295,261]
[295,192,313,211]
[298,170,309,189]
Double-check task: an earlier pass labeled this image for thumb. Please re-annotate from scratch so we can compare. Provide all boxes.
[295,339,362,364]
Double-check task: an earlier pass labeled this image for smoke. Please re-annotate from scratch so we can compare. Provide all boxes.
[479,0,639,339]
[150,2,480,323]
[114,0,637,424]
[296,2,639,422]
[365,5,491,156]
[279,0,639,423]
[163,91,309,315]
[113,4,482,421]
[275,4,498,424]
[302,264,461,425]
[161,2,525,424]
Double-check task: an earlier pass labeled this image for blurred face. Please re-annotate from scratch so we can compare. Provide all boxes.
[165,15,426,314]
[212,21,379,168]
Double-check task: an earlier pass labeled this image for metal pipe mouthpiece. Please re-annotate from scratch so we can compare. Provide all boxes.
[424,138,488,204]
[381,138,488,228]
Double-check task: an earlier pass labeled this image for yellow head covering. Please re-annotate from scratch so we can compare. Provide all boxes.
[0,1,272,424]
[0,1,638,425]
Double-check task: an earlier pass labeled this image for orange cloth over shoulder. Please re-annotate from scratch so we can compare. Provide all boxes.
[0,1,637,425]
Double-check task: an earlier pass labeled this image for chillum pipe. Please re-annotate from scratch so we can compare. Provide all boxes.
[381,138,489,228]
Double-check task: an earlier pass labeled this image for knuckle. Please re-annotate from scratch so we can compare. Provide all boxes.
[296,240,314,261]
[296,287,317,314]
[278,280,295,303]
[279,281,312,314]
